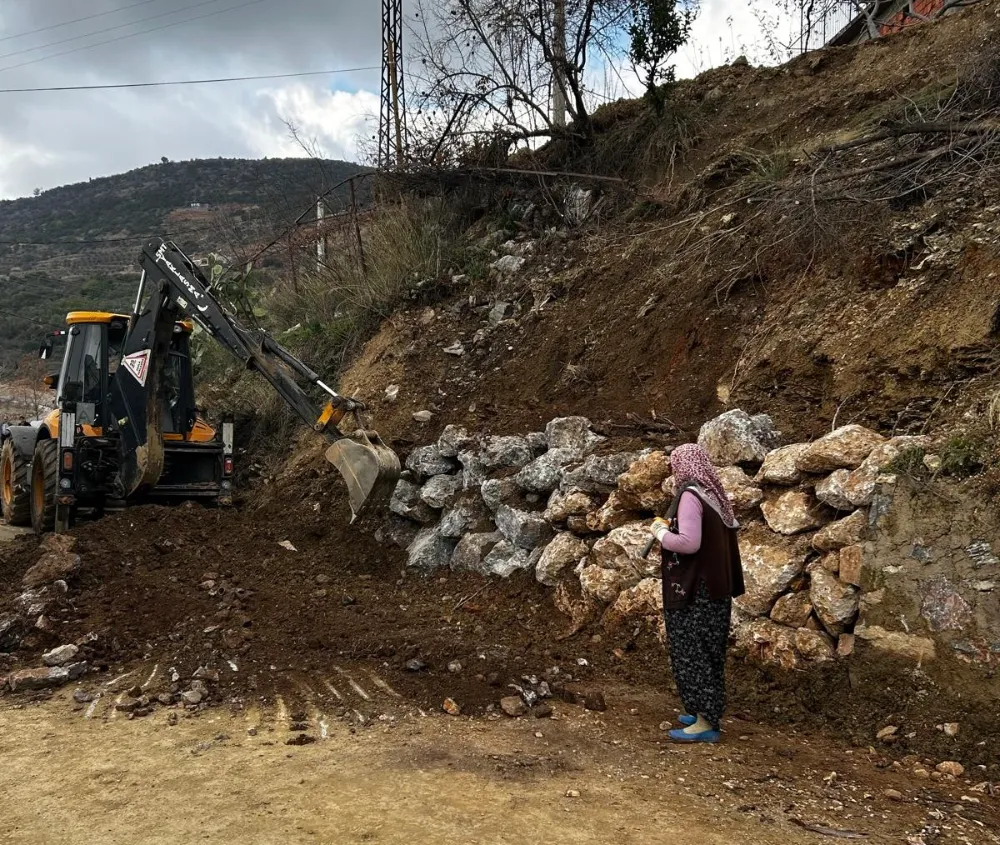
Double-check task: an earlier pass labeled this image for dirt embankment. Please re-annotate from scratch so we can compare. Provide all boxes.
[326,3,1000,459]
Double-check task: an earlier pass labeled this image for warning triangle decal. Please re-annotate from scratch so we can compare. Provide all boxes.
[123,350,151,387]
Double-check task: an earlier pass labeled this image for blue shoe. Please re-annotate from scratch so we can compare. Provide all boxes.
[677,714,697,727]
[668,727,721,743]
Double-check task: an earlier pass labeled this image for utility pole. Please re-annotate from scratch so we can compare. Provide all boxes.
[316,198,326,274]
[378,0,407,169]
[551,0,567,128]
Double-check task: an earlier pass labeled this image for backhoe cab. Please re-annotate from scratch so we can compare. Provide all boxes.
[1,237,399,533]
[2,311,231,534]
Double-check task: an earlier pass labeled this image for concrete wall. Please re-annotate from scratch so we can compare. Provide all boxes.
[857,476,1000,667]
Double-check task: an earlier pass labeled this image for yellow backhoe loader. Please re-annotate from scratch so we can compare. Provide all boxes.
[0,238,399,533]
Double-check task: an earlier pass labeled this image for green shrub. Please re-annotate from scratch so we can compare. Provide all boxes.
[939,435,985,478]
[882,446,929,480]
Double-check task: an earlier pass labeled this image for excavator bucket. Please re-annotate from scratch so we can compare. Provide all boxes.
[325,430,401,522]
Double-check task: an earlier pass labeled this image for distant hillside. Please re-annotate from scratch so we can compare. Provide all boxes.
[0,157,369,367]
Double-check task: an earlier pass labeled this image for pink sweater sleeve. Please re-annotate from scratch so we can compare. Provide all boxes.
[659,492,703,555]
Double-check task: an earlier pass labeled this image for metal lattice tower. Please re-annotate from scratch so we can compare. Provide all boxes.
[378,0,407,169]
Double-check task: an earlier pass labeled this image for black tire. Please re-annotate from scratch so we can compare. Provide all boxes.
[30,439,59,535]
[1,439,31,526]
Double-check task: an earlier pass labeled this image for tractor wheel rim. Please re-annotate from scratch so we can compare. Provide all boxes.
[2,456,11,505]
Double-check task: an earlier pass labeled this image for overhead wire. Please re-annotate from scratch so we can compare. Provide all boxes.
[0,307,64,330]
[0,0,228,62]
[0,0,271,74]
[0,224,228,245]
[0,65,379,94]
[0,0,162,44]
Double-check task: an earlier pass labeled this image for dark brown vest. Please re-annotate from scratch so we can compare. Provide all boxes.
[661,486,745,611]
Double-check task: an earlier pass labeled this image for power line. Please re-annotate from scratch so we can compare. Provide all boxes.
[0,225,218,245]
[0,307,64,330]
[0,0,162,44]
[0,0,271,75]
[0,66,379,94]
[0,0,215,60]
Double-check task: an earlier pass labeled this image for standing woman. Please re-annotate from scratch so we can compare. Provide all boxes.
[650,443,744,744]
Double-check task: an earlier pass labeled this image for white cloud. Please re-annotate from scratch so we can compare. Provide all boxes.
[0,138,59,197]
[0,0,803,199]
[240,85,379,163]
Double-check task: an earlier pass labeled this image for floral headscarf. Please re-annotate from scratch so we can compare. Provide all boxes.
[670,443,738,528]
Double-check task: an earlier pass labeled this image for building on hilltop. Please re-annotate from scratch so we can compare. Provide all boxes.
[794,0,950,52]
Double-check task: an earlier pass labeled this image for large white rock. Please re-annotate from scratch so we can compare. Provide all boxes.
[760,490,829,535]
[585,492,642,533]
[481,436,534,469]
[495,504,552,550]
[406,445,459,478]
[438,502,483,539]
[451,532,502,572]
[458,450,486,491]
[41,644,79,667]
[853,623,936,662]
[545,417,604,455]
[579,564,634,603]
[769,592,813,628]
[589,522,659,577]
[515,448,576,494]
[812,509,868,551]
[438,425,476,458]
[841,435,932,507]
[617,451,672,511]
[717,466,764,514]
[419,474,462,509]
[582,452,645,486]
[795,425,887,474]
[794,628,835,662]
[815,469,854,511]
[483,541,540,578]
[544,488,599,524]
[390,479,438,524]
[535,533,590,586]
[602,578,663,632]
[698,410,781,466]
[736,531,805,616]
[407,529,456,570]
[809,568,860,636]
[755,443,810,486]
[480,478,519,513]
[560,452,643,493]
[733,618,801,670]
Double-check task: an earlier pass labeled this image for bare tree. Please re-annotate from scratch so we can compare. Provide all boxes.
[408,0,638,165]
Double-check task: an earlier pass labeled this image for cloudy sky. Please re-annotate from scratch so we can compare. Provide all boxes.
[0,0,795,200]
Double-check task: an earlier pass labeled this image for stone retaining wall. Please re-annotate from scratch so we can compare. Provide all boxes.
[381,409,999,672]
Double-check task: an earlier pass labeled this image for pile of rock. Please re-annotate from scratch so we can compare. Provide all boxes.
[384,409,938,671]
[1,534,91,694]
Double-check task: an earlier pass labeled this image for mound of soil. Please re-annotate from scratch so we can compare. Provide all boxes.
[2,483,997,768]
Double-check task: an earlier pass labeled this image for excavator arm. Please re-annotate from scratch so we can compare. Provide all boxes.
[109,238,399,520]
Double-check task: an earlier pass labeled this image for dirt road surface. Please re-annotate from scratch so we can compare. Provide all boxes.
[0,688,974,845]
[0,523,29,543]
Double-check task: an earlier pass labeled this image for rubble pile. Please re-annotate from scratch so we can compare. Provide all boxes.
[384,409,955,670]
[0,533,225,711]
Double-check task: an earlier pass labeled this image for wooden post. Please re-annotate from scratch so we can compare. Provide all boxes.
[316,198,326,274]
[350,178,367,276]
[552,0,567,128]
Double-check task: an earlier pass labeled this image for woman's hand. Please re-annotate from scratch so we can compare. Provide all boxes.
[650,517,671,543]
